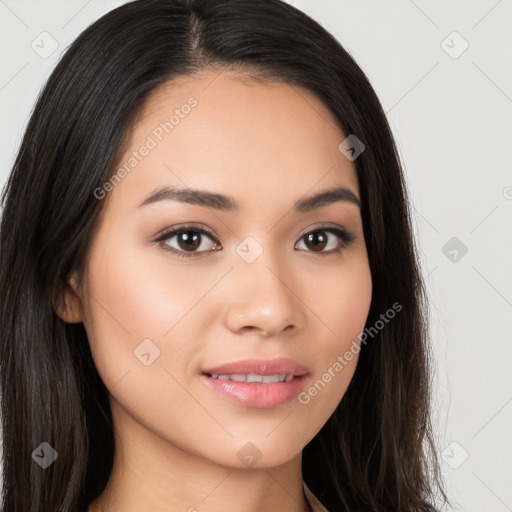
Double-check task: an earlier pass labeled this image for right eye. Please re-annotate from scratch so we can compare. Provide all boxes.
[154,223,221,258]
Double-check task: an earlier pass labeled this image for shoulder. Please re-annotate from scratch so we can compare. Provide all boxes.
[302,480,330,512]
[302,480,438,512]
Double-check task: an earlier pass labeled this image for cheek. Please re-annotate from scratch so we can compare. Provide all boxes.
[296,257,371,415]
[80,242,208,436]
[80,238,190,387]
[81,234,230,399]
[85,237,205,333]
[307,254,372,347]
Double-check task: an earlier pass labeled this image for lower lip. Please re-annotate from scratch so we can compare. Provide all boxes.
[201,374,308,409]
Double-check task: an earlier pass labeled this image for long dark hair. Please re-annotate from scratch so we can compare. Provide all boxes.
[0,1,449,510]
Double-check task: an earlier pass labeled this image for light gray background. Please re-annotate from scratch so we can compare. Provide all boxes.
[1,1,511,511]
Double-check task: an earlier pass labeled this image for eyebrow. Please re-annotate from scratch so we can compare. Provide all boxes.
[137,185,361,213]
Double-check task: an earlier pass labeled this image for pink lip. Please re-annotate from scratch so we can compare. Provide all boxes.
[202,357,309,377]
[201,358,309,409]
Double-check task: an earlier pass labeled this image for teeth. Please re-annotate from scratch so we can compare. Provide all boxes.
[210,373,294,383]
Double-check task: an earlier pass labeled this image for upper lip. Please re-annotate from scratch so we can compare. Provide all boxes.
[202,357,309,376]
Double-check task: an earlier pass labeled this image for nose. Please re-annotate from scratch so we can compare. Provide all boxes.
[222,250,306,338]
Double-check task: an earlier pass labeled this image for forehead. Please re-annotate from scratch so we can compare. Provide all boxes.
[107,70,360,213]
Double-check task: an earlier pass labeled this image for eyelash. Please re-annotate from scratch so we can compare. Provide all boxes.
[154,222,356,258]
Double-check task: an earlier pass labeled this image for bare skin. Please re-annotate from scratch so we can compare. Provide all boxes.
[57,69,372,512]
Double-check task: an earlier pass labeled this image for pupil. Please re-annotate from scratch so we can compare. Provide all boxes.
[307,231,327,251]
[179,232,200,250]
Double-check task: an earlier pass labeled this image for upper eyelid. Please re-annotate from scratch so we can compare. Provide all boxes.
[155,223,218,242]
[155,223,350,240]
[155,222,354,246]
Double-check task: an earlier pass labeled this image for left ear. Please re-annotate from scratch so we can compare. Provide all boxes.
[53,272,84,324]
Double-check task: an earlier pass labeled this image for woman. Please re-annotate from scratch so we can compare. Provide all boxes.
[0,0,449,510]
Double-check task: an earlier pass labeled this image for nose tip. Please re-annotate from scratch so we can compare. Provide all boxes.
[221,244,307,338]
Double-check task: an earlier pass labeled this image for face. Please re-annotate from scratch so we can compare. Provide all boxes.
[64,70,372,469]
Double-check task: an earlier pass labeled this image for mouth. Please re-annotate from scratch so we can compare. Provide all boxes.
[205,373,298,383]
[200,358,310,409]
[201,357,309,378]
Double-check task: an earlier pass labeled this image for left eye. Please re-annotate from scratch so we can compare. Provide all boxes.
[155,224,355,258]
[295,228,353,253]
